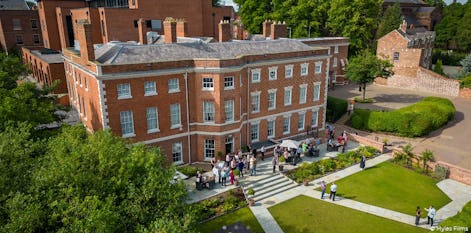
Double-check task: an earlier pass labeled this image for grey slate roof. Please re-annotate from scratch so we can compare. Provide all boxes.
[0,0,29,10]
[94,39,316,65]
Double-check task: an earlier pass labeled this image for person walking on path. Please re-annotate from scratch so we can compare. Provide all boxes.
[221,166,228,186]
[415,206,421,225]
[425,205,436,226]
[249,156,256,176]
[320,181,327,199]
[252,147,257,160]
[360,155,366,169]
[330,182,337,201]
[238,160,244,177]
[229,169,235,185]
[272,154,278,173]
[260,146,265,161]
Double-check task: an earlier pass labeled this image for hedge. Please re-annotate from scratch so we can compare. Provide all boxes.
[327,96,348,122]
[287,146,378,183]
[350,97,455,137]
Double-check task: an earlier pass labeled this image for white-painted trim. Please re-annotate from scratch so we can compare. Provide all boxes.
[97,79,108,129]
[301,63,309,76]
[268,66,278,80]
[285,64,294,78]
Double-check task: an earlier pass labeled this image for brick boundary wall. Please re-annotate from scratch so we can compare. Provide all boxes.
[459,88,471,99]
[347,133,385,153]
[391,147,471,186]
[381,67,460,97]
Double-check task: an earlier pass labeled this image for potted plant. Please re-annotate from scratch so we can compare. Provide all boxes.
[278,156,285,172]
[247,188,256,206]
[217,151,223,160]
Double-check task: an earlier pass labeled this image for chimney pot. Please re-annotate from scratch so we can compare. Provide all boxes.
[218,20,231,42]
[77,20,95,61]
[164,18,177,43]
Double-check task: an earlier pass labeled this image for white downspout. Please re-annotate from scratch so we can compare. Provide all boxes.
[184,68,191,164]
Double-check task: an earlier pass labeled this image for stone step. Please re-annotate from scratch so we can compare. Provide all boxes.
[245,175,291,193]
[250,178,294,198]
[254,182,300,202]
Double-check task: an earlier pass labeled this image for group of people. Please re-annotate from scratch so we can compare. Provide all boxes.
[320,181,338,201]
[326,126,349,153]
[416,205,436,227]
[208,149,261,187]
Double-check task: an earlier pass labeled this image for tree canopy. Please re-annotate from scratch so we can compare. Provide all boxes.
[346,50,393,100]
[376,2,401,40]
[435,2,471,51]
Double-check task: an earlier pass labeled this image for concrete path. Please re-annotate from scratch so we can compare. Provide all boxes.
[435,179,471,222]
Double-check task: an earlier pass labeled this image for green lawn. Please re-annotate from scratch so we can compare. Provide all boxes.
[269,195,430,233]
[331,161,451,217]
[196,207,264,233]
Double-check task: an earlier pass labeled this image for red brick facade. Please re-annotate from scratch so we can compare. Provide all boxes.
[0,10,42,52]
[63,22,333,164]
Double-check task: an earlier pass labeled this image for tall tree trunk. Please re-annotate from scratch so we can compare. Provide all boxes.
[362,83,366,101]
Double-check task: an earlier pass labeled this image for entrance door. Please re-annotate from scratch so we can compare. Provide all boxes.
[225,137,233,154]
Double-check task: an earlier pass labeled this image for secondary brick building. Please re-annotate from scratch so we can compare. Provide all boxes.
[24,0,235,94]
[383,0,441,31]
[0,0,42,52]
[63,20,331,164]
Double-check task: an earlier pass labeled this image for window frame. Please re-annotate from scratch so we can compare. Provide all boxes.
[284,86,292,106]
[283,116,290,134]
[31,19,38,29]
[311,110,319,128]
[313,82,321,101]
[168,78,180,93]
[267,120,275,138]
[251,69,261,83]
[204,139,215,159]
[202,77,214,91]
[146,107,159,133]
[300,63,309,76]
[285,65,293,78]
[393,52,400,62]
[298,112,305,131]
[315,61,322,74]
[268,89,277,110]
[333,57,338,67]
[251,123,259,142]
[172,142,183,164]
[15,35,23,45]
[32,34,40,44]
[120,110,135,137]
[170,103,181,128]
[224,76,234,90]
[12,19,21,30]
[117,83,132,99]
[269,66,278,80]
[224,99,234,122]
[299,84,307,104]
[251,92,260,113]
[144,81,157,96]
[203,101,215,122]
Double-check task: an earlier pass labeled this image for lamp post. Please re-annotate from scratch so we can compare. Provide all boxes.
[304,25,311,38]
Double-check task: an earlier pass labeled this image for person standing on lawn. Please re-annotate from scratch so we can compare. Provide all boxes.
[320,181,327,199]
[330,182,337,201]
[425,205,436,226]
[415,206,421,225]
[360,155,366,169]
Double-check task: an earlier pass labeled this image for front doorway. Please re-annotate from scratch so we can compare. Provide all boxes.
[225,137,233,154]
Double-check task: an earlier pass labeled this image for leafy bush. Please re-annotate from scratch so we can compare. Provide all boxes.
[460,75,471,88]
[433,164,450,180]
[327,96,348,122]
[176,165,203,177]
[432,49,467,66]
[349,97,455,137]
[287,146,378,183]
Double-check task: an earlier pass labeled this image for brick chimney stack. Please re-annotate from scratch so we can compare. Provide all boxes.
[163,17,177,44]
[270,21,287,40]
[263,20,272,38]
[76,19,94,61]
[218,20,231,42]
[176,19,188,37]
[138,18,147,45]
[400,19,407,33]
[234,22,245,40]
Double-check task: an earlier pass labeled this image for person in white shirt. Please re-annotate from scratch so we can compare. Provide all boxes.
[330,182,337,201]
[260,146,265,161]
[425,205,436,226]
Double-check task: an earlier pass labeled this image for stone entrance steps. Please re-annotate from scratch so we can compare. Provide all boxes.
[243,172,299,202]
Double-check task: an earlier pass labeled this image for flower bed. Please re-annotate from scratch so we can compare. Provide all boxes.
[286,146,379,183]
[191,188,247,223]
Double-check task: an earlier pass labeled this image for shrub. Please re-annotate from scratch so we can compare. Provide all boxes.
[433,164,450,180]
[176,165,203,177]
[460,75,471,89]
[349,97,455,137]
[327,96,348,122]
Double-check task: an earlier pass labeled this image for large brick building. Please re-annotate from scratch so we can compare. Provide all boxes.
[0,0,42,52]
[22,0,235,94]
[63,19,332,164]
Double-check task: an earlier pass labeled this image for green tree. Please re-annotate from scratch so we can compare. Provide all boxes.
[434,59,445,75]
[233,0,273,33]
[456,4,471,51]
[424,0,446,9]
[327,0,382,55]
[401,143,416,167]
[435,3,468,50]
[460,53,471,74]
[345,50,393,100]
[0,53,28,90]
[420,149,435,172]
[376,2,401,40]
[2,125,195,232]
